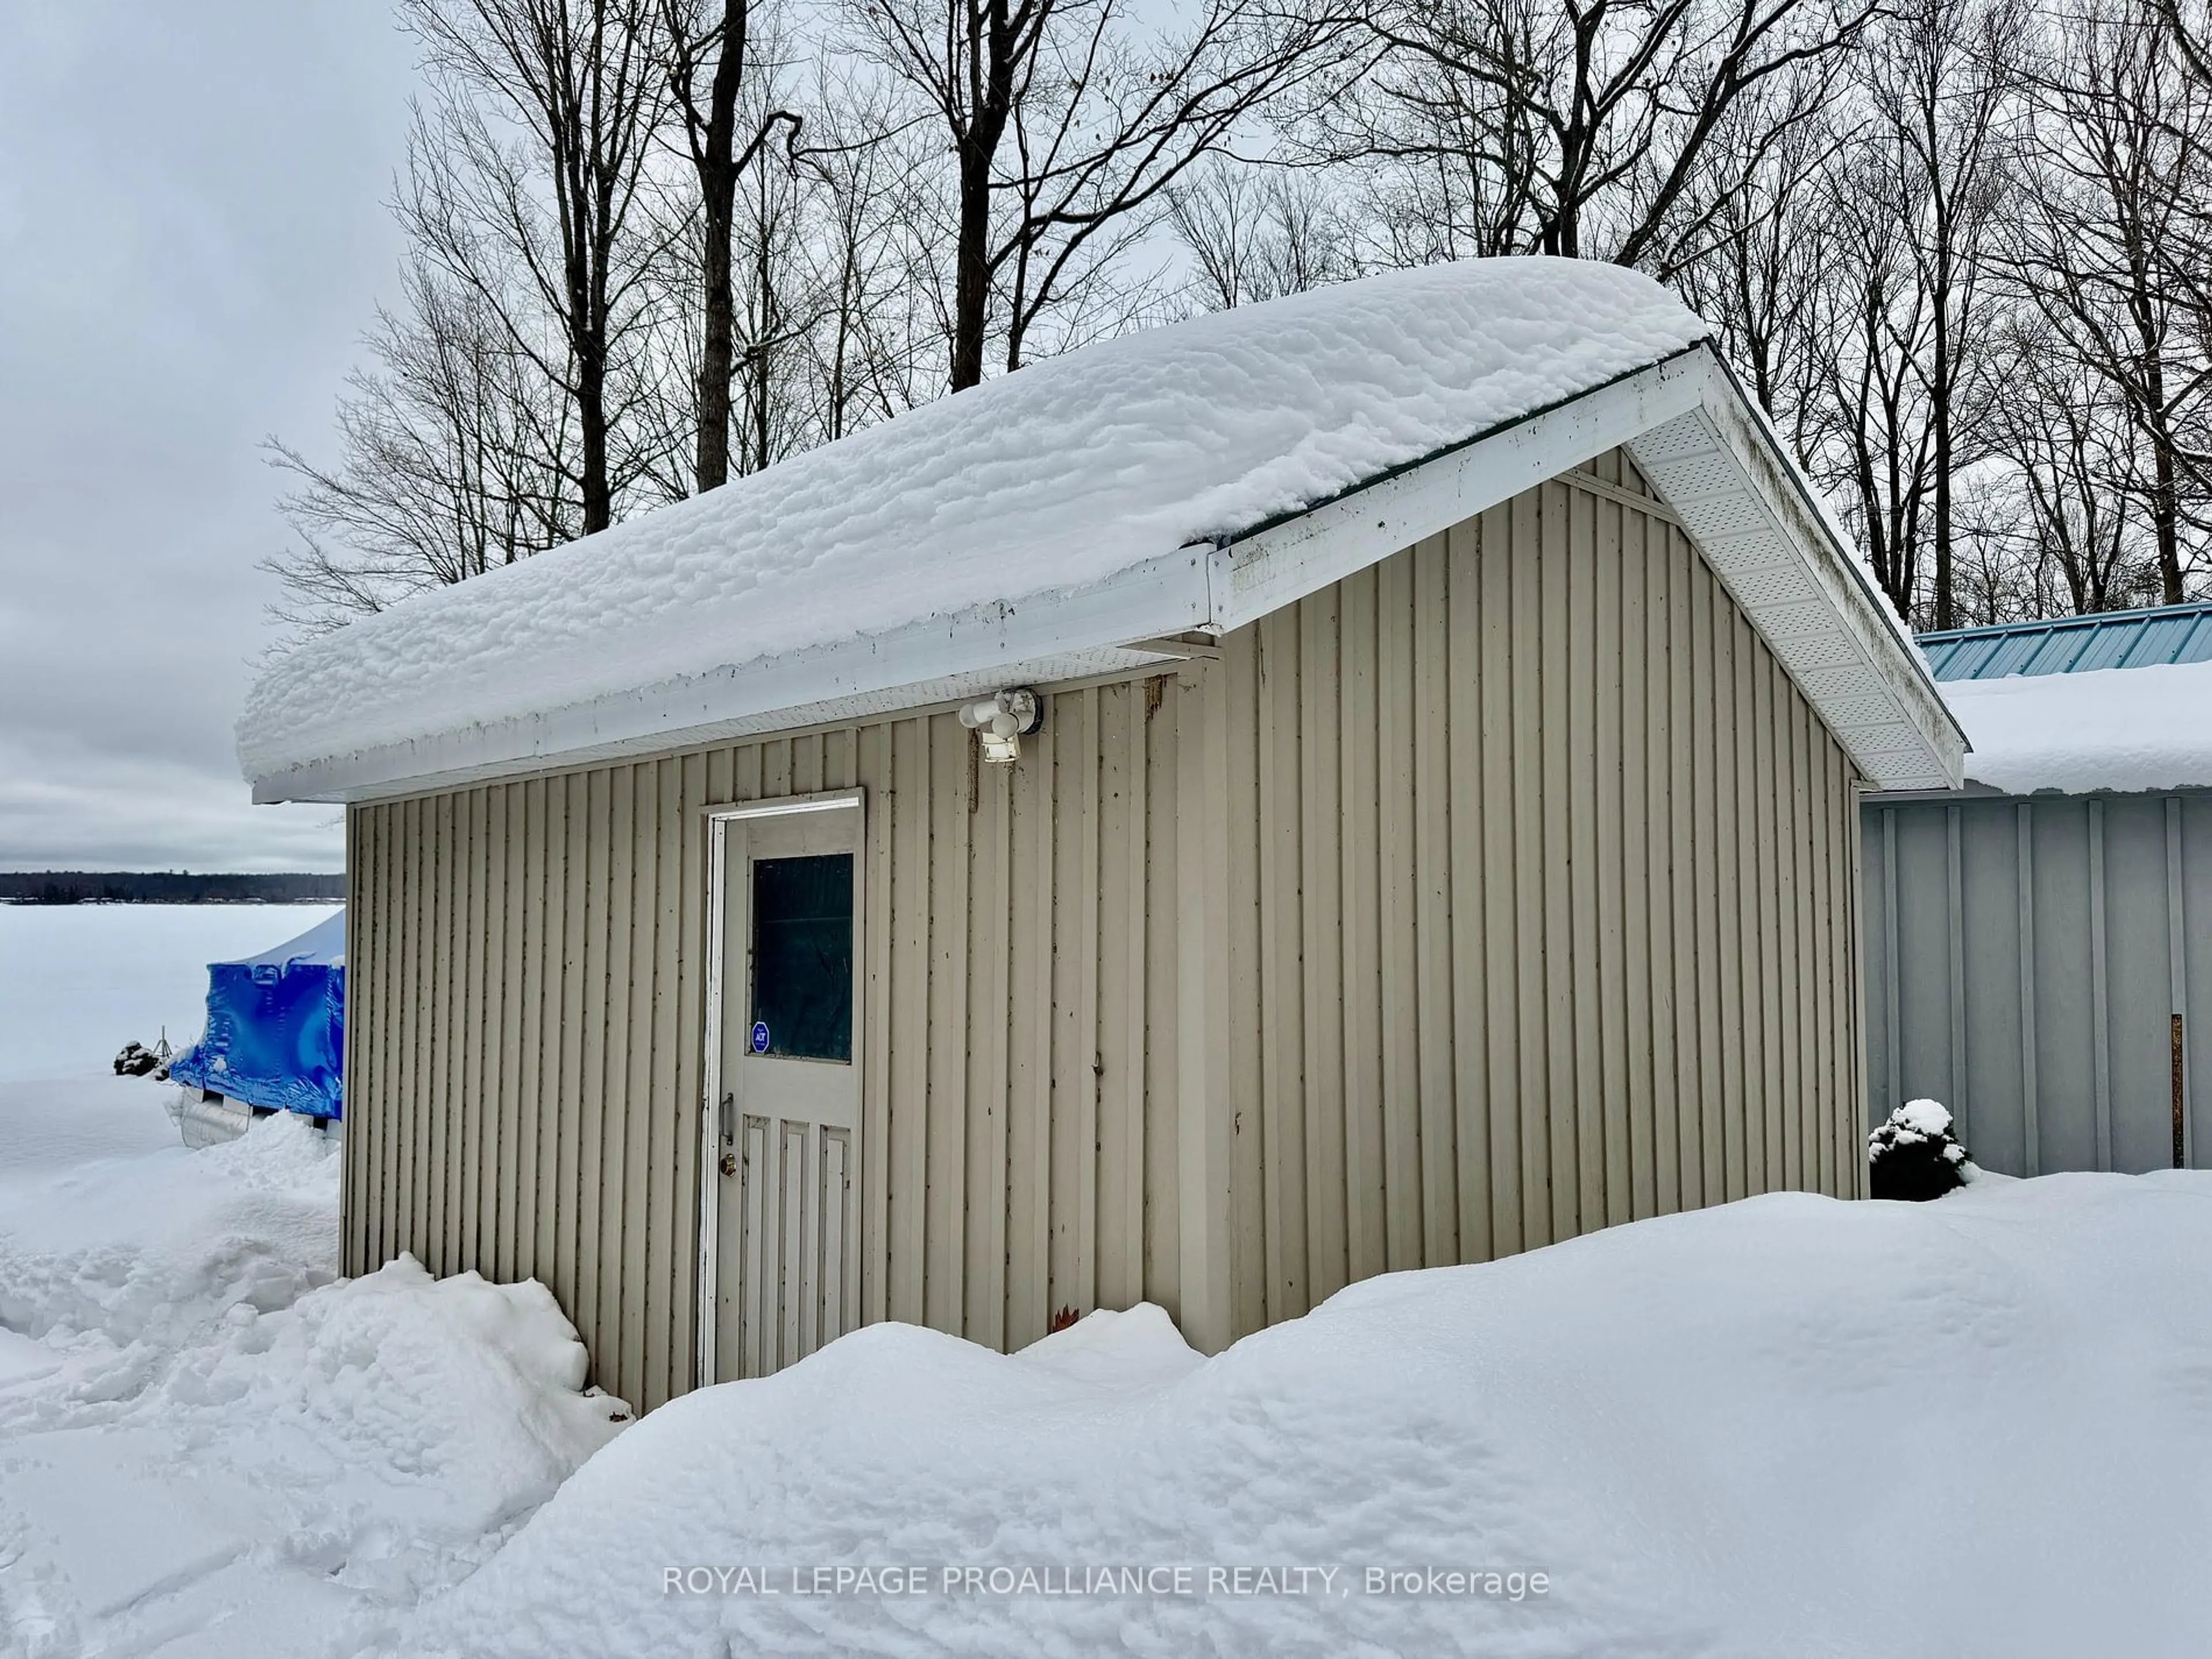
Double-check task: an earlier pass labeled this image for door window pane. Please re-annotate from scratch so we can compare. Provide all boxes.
[749,854,853,1062]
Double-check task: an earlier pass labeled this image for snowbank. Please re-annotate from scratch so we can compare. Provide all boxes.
[1945,656,2212,793]
[0,1081,340,1374]
[0,1079,626,1655]
[392,1173,2212,1658]
[239,258,1705,782]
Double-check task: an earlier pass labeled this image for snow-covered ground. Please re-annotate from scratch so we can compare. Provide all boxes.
[5,912,2210,1655]
[0,1077,623,1658]
[390,1171,2212,1658]
[0,904,340,1085]
[6,1079,2210,1657]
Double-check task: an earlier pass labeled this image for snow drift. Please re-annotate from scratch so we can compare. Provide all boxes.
[393,1172,2212,1658]
[0,1079,625,1656]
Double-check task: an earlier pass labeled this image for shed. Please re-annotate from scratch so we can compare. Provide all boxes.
[1865,603,2212,1176]
[240,258,1963,1412]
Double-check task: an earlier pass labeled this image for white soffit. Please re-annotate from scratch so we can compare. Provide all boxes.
[1221,346,1963,792]
[1623,357,1964,791]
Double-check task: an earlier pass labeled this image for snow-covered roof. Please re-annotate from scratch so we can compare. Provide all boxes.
[1939,657,2212,794]
[240,257,1963,801]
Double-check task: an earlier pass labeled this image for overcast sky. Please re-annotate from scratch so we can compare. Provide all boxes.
[0,5,419,873]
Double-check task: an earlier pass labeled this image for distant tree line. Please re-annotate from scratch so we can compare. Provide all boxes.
[0,873,346,906]
[267,0,2212,636]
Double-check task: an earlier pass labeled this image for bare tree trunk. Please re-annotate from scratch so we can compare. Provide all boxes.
[577,346,613,530]
[666,0,753,489]
[949,1,1019,392]
[2149,355,2185,601]
[1931,258,1956,627]
[858,0,1348,394]
[953,112,1007,391]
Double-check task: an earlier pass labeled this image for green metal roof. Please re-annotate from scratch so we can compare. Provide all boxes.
[1918,601,2212,681]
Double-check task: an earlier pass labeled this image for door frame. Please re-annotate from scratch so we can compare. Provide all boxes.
[695,786,868,1390]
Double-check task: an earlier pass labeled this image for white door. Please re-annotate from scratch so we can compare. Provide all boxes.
[704,793,863,1382]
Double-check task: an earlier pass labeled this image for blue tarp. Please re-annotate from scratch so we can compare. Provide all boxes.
[169,910,346,1120]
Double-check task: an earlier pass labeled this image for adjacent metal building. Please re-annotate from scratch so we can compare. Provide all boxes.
[1865,604,2212,1177]
[242,263,1965,1413]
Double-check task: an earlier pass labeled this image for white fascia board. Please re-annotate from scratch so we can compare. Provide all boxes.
[252,544,1212,803]
[1214,350,1710,631]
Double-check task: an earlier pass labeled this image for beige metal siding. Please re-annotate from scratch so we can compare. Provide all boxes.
[346,678,1197,1411]
[343,446,1866,1407]
[1207,452,1867,1333]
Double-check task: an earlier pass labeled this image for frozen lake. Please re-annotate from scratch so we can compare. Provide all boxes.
[0,903,341,1084]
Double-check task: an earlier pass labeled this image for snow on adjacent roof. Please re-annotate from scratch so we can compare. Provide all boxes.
[1944,657,2212,793]
[239,259,1705,789]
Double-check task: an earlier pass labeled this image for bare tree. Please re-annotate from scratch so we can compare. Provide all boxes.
[1305,0,1869,276]
[1985,312,2161,611]
[402,0,672,533]
[847,0,1355,389]
[2008,0,2212,603]
[264,257,579,631]
[1166,157,1358,308]
[1717,0,2014,624]
[1863,0,2018,627]
[663,0,808,491]
[794,70,941,437]
[1812,135,1941,620]
[1671,63,1843,426]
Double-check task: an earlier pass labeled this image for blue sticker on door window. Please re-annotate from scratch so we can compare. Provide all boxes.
[750,1021,770,1055]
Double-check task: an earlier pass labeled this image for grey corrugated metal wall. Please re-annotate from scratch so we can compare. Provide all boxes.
[342,446,1869,1414]
[1863,791,2211,1175]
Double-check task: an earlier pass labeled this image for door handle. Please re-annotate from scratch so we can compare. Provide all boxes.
[718,1090,734,1146]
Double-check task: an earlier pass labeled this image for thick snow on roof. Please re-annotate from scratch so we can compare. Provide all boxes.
[1945,657,2212,793]
[239,258,1704,783]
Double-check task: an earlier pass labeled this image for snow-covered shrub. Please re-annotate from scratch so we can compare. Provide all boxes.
[1869,1099,1970,1200]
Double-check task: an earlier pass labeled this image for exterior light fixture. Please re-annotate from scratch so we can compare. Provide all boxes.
[957,688,1042,763]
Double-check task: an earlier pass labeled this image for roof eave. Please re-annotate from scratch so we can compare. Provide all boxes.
[250,544,1216,804]
[1633,349,1965,790]
[255,341,1963,803]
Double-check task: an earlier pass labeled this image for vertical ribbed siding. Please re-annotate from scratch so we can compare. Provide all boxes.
[346,676,1191,1410]
[349,752,716,1411]
[1865,790,2208,1177]
[343,446,1868,1406]
[863,680,1190,1351]
[1210,451,1866,1335]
